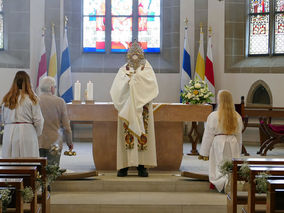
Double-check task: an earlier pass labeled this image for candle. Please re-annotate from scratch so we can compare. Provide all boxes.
[74,80,81,100]
[87,81,93,100]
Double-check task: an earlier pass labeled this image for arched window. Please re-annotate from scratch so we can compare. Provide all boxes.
[0,0,3,50]
[249,0,284,55]
[83,0,161,53]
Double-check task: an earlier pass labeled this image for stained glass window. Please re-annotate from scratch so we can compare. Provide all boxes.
[83,0,161,53]
[248,0,284,55]
[111,0,133,52]
[0,0,3,50]
[83,0,106,52]
[249,15,269,55]
[138,0,160,52]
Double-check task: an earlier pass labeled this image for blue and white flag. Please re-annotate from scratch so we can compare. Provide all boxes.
[180,25,192,101]
[59,27,73,103]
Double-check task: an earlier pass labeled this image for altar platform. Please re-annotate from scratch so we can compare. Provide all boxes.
[51,143,284,213]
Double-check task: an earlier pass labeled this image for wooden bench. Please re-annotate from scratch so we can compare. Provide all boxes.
[227,158,284,213]
[246,166,284,213]
[267,179,284,213]
[244,106,284,145]
[0,178,24,213]
[0,166,38,213]
[0,158,49,213]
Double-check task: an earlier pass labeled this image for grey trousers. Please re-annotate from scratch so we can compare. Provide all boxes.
[39,148,61,166]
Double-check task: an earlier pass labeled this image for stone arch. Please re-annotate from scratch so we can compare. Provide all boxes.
[246,80,273,107]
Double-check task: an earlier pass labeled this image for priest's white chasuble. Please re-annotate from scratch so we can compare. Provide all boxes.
[199,111,243,192]
[110,61,159,170]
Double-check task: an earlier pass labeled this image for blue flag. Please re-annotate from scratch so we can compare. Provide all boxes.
[59,27,73,103]
[180,26,192,102]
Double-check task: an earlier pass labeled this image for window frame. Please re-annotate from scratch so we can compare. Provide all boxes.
[248,0,284,56]
[82,0,161,54]
[0,0,4,51]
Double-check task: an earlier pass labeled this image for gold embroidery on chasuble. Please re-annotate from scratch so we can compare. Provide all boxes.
[123,103,150,151]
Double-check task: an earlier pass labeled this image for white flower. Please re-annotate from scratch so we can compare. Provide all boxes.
[194,83,201,89]
[204,94,209,98]
[200,89,205,93]
[186,93,192,99]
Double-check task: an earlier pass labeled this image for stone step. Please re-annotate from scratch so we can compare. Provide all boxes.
[50,191,227,213]
[51,172,211,193]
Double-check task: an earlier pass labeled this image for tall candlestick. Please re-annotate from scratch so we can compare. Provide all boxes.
[87,81,93,100]
[74,80,81,100]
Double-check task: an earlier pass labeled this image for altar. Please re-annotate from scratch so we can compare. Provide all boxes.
[67,103,212,170]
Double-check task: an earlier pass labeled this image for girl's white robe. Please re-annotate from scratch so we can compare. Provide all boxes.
[199,111,243,192]
[2,96,44,158]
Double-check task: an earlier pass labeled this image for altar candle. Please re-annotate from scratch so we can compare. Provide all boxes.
[87,81,93,100]
[74,80,81,100]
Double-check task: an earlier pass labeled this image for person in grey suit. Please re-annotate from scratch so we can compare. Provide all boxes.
[38,76,73,165]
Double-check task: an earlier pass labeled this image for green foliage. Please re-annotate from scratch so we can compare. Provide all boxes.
[0,188,12,212]
[180,78,214,104]
[239,163,250,182]
[46,164,65,185]
[21,186,34,203]
[220,160,233,176]
[255,172,269,194]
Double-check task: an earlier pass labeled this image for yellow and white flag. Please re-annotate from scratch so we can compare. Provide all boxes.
[48,24,58,85]
[195,25,205,81]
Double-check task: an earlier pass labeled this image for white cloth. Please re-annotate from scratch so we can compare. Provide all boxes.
[110,61,159,170]
[199,111,243,192]
[1,95,44,158]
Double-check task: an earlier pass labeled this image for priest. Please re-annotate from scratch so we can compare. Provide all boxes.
[110,41,159,177]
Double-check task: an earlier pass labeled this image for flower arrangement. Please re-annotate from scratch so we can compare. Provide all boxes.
[181,79,214,104]
[0,189,12,212]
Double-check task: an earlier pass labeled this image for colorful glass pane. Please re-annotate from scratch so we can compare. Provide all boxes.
[276,0,284,12]
[275,14,284,53]
[138,17,160,52]
[111,17,132,52]
[138,0,160,16]
[250,0,269,13]
[111,0,132,16]
[83,0,105,16]
[249,15,269,55]
[83,17,106,52]
[0,15,3,49]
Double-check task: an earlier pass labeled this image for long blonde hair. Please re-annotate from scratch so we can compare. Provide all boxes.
[2,71,38,109]
[217,90,238,134]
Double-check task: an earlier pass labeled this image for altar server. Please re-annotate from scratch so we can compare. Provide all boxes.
[1,71,44,158]
[38,76,73,165]
[110,41,159,177]
[199,90,243,192]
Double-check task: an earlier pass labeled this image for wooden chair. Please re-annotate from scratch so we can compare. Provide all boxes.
[0,178,24,213]
[227,158,284,213]
[266,179,284,213]
[0,166,38,213]
[0,158,49,213]
[257,117,284,156]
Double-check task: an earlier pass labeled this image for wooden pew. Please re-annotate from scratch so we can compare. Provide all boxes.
[267,179,284,213]
[227,158,284,213]
[0,166,38,213]
[246,166,284,213]
[0,158,49,213]
[0,178,24,213]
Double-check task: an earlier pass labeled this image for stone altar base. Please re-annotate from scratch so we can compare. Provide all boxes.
[50,172,228,213]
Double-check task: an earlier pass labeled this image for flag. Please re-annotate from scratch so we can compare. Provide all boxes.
[59,27,73,103]
[195,27,205,81]
[36,32,47,94]
[205,34,215,102]
[180,25,191,102]
[48,27,58,84]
